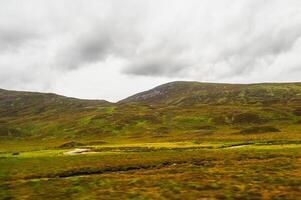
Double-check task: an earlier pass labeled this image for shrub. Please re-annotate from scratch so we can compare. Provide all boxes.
[293,108,301,116]
[155,127,169,134]
[59,141,85,148]
[240,126,280,134]
[233,112,263,124]
[0,126,23,137]
[212,116,226,125]
[197,125,216,130]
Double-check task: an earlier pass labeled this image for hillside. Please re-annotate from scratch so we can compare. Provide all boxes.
[0,82,301,144]
[120,81,301,105]
[0,89,110,117]
[0,89,110,138]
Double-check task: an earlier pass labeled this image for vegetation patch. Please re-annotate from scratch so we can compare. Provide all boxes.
[212,116,227,125]
[240,126,281,134]
[86,140,107,145]
[197,125,216,130]
[0,126,24,137]
[232,112,264,124]
[58,141,85,149]
[292,108,301,116]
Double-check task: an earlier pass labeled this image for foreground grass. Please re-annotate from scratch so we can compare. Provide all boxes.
[0,143,301,200]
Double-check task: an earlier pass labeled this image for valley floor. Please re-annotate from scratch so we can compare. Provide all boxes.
[1,141,301,200]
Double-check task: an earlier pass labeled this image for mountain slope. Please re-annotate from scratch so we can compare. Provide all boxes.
[0,82,301,143]
[120,81,301,105]
[0,89,110,117]
[0,89,111,138]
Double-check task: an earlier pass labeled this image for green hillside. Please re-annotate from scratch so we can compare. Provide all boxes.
[0,89,110,140]
[1,82,301,147]
[121,81,301,105]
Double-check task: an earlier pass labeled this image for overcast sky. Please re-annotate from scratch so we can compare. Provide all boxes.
[1,0,301,102]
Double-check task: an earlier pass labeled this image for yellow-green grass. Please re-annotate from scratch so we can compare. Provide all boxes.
[1,144,300,199]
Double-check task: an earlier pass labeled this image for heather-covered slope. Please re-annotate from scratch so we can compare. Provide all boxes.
[0,89,110,138]
[0,89,110,117]
[120,81,301,105]
[0,82,301,145]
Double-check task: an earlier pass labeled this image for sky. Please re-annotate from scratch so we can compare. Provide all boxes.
[1,0,301,102]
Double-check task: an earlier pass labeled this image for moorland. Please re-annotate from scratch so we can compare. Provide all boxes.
[1,81,301,199]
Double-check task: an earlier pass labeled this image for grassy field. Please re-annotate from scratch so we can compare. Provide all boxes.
[1,140,301,200]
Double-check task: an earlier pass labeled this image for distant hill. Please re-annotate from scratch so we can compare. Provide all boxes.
[0,82,301,142]
[0,88,110,118]
[120,81,301,105]
[0,89,110,138]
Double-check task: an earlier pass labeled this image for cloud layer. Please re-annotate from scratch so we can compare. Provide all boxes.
[1,0,301,101]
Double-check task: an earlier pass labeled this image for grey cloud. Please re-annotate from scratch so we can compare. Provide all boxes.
[122,39,193,76]
[212,24,301,78]
[0,26,39,52]
[122,0,301,80]
[222,26,301,59]
[119,1,301,78]
[55,18,143,70]
[57,31,115,70]
[124,56,190,77]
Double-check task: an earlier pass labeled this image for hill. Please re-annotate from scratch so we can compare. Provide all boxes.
[0,88,110,117]
[120,81,301,105]
[0,82,301,146]
[0,89,110,138]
